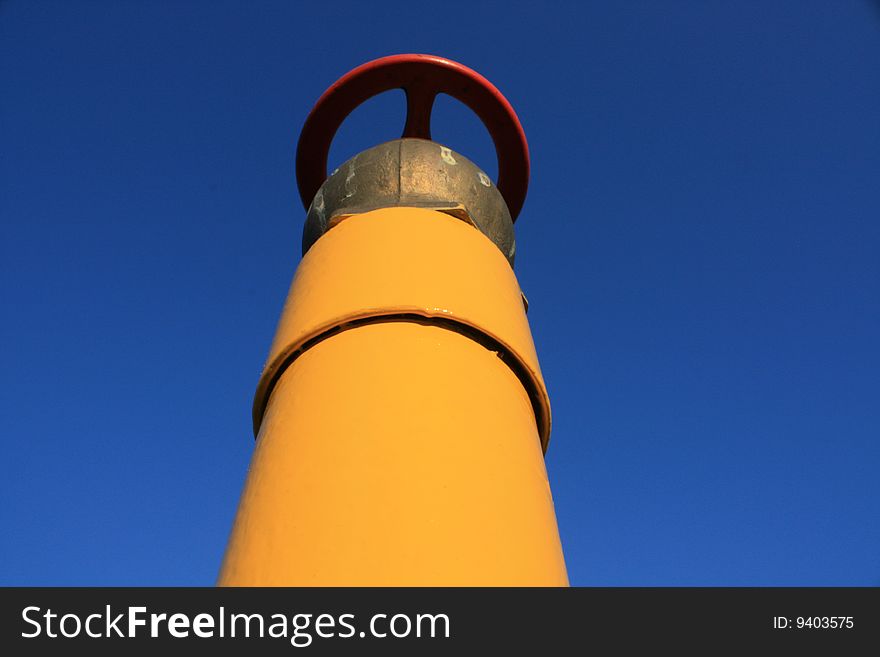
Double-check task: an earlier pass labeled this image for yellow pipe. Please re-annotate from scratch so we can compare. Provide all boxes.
[218,207,567,585]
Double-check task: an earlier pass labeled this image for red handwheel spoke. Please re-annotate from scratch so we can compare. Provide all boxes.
[402,84,436,140]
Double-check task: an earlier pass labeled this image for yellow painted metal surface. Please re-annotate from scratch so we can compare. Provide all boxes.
[219,321,567,585]
[253,207,551,450]
[219,207,566,585]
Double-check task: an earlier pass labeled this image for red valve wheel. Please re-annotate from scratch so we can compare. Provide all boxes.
[296,54,530,221]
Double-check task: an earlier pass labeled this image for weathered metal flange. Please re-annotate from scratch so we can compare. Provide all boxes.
[303,138,516,265]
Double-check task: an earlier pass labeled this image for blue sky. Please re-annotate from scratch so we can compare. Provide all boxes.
[2,1,878,586]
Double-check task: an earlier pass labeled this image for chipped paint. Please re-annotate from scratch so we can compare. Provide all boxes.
[440,146,457,165]
[313,189,325,214]
[344,168,356,199]
[478,172,492,187]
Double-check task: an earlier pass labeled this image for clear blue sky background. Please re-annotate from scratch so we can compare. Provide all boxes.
[2,1,878,586]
